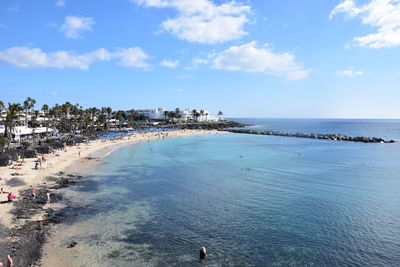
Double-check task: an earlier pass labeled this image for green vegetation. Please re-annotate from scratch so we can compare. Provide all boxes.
[21,141,31,149]
[0,97,220,148]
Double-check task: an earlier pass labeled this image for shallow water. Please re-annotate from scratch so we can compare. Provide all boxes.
[43,120,400,266]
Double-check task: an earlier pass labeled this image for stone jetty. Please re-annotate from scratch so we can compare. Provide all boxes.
[226,129,396,143]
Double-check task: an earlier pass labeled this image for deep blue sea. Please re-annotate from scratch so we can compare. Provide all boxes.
[46,119,400,266]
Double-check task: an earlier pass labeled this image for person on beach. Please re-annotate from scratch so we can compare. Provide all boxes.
[7,193,16,202]
[35,162,39,170]
[0,255,13,267]
[31,189,37,198]
[46,192,51,204]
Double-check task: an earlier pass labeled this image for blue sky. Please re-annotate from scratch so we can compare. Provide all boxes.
[1,0,400,118]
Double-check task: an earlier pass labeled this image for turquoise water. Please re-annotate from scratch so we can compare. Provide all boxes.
[55,120,400,266]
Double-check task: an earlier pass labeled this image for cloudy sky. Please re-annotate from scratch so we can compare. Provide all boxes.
[1,0,400,118]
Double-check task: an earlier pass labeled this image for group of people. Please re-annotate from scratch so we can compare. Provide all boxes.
[1,187,51,204]
[31,189,51,204]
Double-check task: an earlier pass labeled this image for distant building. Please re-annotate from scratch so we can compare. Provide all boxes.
[0,126,54,141]
[136,107,166,120]
[177,108,219,122]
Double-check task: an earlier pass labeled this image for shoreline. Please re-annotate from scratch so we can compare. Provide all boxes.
[0,129,223,266]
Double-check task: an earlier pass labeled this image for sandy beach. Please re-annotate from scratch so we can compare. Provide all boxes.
[0,129,221,266]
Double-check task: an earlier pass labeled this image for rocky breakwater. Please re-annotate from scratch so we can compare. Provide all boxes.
[171,120,247,130]
[227,129,396,143]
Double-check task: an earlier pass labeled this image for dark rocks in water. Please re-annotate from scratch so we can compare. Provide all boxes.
[109,250,120,258]
[1,172,85,267]
[48,214,63,224]
[6,187,66,266]
[46,176,59,182]
[166,120,247,130]
[227,129,396,143]
[67,241,77,248]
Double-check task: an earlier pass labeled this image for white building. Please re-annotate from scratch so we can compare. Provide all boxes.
[136,107,166,120]
[0,126,55,141]
[177,108,219,122]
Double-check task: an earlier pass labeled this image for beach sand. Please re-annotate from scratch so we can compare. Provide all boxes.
[0,129,221,266]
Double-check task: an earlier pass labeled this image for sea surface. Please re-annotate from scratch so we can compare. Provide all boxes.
[45,119,400,266]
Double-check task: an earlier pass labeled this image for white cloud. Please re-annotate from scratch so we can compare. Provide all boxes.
[336,70,364,76]
[210,41,310,80]
[159,59,179,68]
[60,16,95,39]
[330,0,400,48]
[132,0,251,44]
[113,47,150,68]
[187,57,209,69]
[0,46,150,70]
[55,0,66,7]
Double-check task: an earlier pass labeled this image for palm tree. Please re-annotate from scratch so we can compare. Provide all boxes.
[23,97,36,126]
[41,104,49,139]
[200,110,205,122]
[115,110,126,130]
[0,100,4,129]
[164,110,169,120]
[127,109,139,126]
[50,104,62,132]
[87,107,99,132]
[175,108,182,122]
[192,109,200,122]
[217,111,223,120]
[5,103,22,148]
[106,107,112,131]
[83,112,91,132]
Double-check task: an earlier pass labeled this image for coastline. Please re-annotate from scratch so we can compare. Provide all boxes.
[0,129,223,266]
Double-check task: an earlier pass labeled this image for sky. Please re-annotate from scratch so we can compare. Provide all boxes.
[0,0,400,118]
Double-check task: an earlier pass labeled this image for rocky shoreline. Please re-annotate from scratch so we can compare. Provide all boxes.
[0,173,82,266]
[168,120,247,130]
[226,129,396,143]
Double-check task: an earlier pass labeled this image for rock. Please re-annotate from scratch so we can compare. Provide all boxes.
[226,129,395,143]
[67,241,77,248]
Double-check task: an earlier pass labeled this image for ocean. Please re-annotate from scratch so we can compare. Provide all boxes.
[43,119,400,266]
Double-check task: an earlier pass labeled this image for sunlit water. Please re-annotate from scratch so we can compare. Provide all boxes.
[43,119,400,266]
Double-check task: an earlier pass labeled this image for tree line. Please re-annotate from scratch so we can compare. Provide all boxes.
[0,98,224,147]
